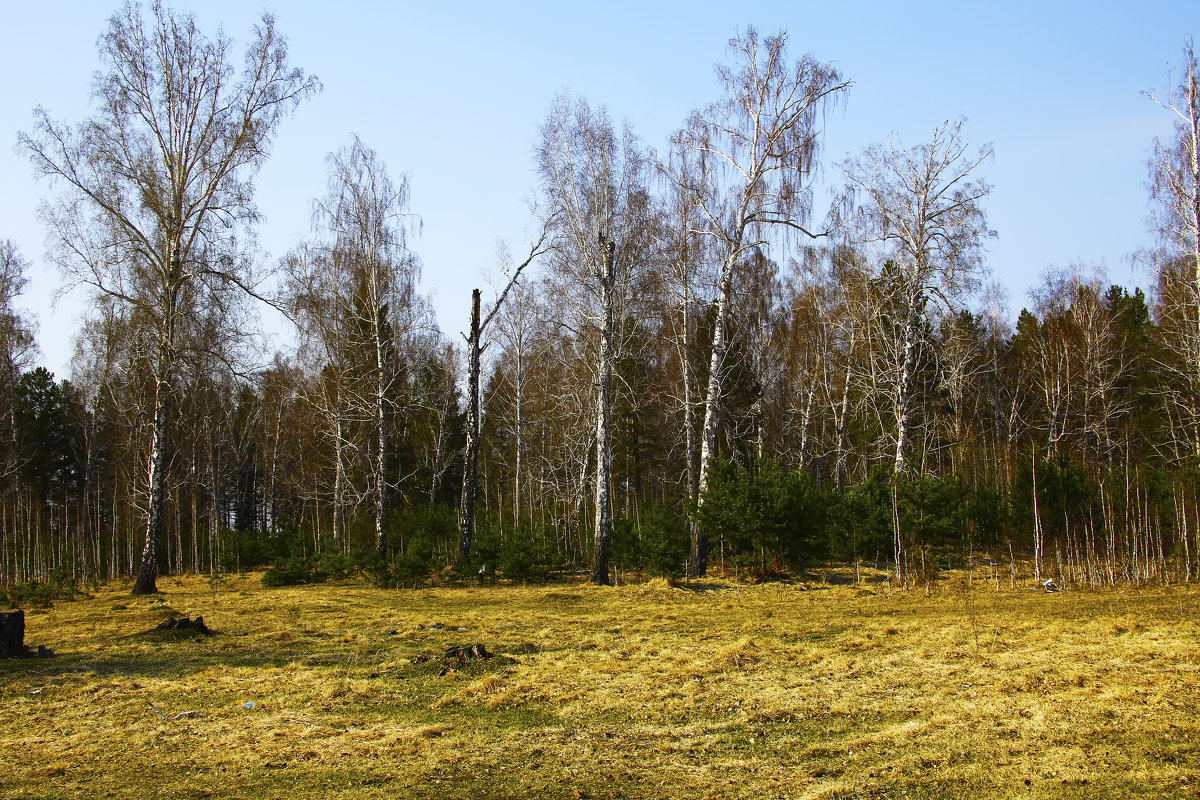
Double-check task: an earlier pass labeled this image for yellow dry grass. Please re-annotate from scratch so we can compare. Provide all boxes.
[2,571,1199,799]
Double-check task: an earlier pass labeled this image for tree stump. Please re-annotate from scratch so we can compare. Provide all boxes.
[156,616,213,635]
[444,643,491,660]
[0,610,25,658]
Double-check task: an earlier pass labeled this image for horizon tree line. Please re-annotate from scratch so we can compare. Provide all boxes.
[2,5,1198,592]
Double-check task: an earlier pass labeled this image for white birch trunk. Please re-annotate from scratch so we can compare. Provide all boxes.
[133,374,169,594]
[591,240,616,585]
[374,314,388,560]
[514,346,524,530]
[133,245,179,595]
[694,260,735,577]
[892,300,921,476]
[458,290,482,557]
[333,409,346,549]
[680,300,700,549]
[1188,66,1200,450]
[834,331,856,492]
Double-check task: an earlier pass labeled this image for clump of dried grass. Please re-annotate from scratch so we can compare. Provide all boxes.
[709,636,764,669]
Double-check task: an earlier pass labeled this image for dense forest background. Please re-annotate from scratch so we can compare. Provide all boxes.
[2,5,1198,593]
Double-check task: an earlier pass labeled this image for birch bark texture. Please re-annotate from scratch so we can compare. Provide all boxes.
[668,28,849,577]
[19,2,317,594]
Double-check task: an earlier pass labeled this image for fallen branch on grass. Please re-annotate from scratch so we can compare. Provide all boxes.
[147,701,200,721]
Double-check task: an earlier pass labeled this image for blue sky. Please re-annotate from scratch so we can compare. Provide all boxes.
[1,0,1195,378]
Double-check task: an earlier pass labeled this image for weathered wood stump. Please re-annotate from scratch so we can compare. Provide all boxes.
[0,610,24,658]
[444,643,491,660]
[156,616,213,635]
[411,643,493,674]
[435,644,492,676]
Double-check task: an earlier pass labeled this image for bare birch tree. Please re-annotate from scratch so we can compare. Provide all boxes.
[841,119,993,476]
[839,120,992,583]
[655,148,716,545]
[303,136,421,561]
[0,241,36,426]
[458,226,553,559]
[668,28,849,576]
[537,95,651,585]
[781,248,862,482]
[1147,39,1200,454]
[282,242,358,548]
[491,278,547,530]
[0,242,37,509]
[20,2,317,594]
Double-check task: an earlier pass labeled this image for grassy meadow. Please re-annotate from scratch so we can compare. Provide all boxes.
[2,571,1199,799]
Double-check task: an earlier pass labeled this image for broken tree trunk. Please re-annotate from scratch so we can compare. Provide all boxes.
[0,610,24,657]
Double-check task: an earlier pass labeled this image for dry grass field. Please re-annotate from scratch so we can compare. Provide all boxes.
[2,571,1199,799]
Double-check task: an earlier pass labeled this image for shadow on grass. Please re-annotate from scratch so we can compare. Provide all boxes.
[0,631,406,679]
[0,624,543,688]
[674,581,731,593]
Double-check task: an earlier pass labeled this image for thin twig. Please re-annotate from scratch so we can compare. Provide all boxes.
[147,701,200,721]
